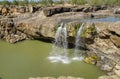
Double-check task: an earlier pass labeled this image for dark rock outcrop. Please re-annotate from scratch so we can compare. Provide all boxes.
[43,7,72,17]
[43,5,108,17]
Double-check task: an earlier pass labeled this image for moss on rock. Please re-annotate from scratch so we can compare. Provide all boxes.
[84,55,100,64]
[81,23,97,38]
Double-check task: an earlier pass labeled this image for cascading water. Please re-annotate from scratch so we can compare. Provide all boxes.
[48,23,70,64]
[72,23,85,61]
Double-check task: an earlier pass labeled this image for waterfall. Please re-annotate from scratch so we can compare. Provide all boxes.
[48,23,70,64]
[72,23,85,61]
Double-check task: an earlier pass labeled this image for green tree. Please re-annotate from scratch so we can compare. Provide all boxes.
[41,0,53,6]
[30,0,36,6]
[60,0,65,4]
[13,0,18,5]
[69,0,86,5]
[23,0,29,5]
[2,0,10,6]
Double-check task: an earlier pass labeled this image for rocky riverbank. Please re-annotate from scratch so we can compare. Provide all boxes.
[0,5,120,79]
[29,76,83,79]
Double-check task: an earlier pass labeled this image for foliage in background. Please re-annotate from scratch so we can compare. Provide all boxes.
[68,0,86,5]
[40,0,53,6]
[0,0,120,6]
[0,0,10,6]
[88,0,120,6]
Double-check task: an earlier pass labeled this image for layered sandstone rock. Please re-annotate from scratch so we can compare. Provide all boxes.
[43,5,107,17]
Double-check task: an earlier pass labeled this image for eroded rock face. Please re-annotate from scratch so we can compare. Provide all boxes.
[43,7,72,17]
[108,22,120,38]
[43,5,107,17]
[0,9,120,79]
[84,22,120,78]
[110,35,120,48]
[0,18,28,43]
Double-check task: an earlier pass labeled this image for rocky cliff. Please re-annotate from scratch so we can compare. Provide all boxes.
[0,7,120,79]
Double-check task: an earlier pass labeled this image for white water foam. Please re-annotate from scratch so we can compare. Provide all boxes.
[48,55,71,64]
[48,23,70,64]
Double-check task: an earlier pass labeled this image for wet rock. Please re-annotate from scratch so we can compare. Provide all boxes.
[84,55,99,64]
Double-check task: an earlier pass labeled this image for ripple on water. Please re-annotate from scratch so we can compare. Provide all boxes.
[48,55,71,64]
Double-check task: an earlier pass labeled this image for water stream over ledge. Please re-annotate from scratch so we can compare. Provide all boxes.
[0,40,106,79]
[61,16,120,23]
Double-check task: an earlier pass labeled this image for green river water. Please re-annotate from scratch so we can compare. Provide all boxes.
[0,40,106,79]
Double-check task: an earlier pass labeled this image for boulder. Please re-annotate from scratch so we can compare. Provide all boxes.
[110,35,120,48]
[114,8,120,14]
[18,6,26,13]
[115,64,120,70]
[43,7,56,16]
[99,30,110,39]
[115,70,120,77]
[108,22,120,35]
[2,7,8,15]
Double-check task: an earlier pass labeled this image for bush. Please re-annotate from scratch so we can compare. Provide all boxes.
[0,0,10,6]
[88,0,120,6]
[40,0,53,6]
[68,0,86,5]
